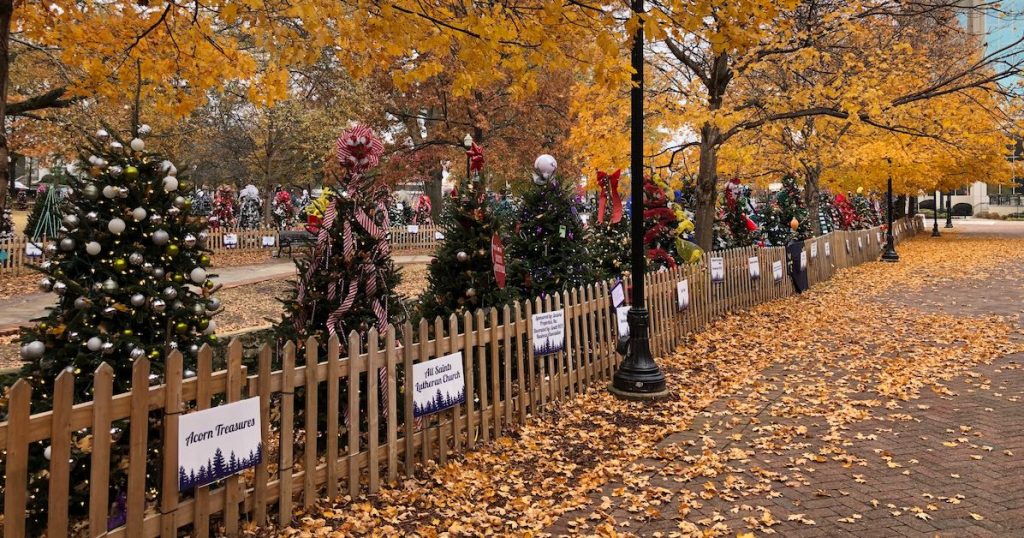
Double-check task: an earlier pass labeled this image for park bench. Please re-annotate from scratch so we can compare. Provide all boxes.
[276,229,316,257]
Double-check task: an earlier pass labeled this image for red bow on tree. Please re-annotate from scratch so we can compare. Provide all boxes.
[467,143,485,173]
[335,124,384,174]
[596,169,623,224]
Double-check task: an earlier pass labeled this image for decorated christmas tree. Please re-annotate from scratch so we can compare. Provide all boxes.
[272,189,294,229]
[587,169,630,279]
[757,177,811,245]
[851,189,879,228]
[0,204,13,240]
[24,182,65,240]
[412,193,433,225]
[507,155,596,296]
[643,173,701,269]
[420,143,518,319]
[210,184,236,229]
[15,126,219,531]
[237,185,262,229]
[190,187,213,216]
[833,193,857,230]
[276,125,404,343]
[388,197,410,227]
[717,178,760,248]
[14,188,28,210]
[817,189,837,233]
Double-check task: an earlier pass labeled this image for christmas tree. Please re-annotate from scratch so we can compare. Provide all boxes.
[817,189,837,233]
[757,177,811,246]
[643,173,701,269]
[507,155,596,296]
[833,193,857,230]
[851,189,879,228]
[210,184,236,229]
[15,126,219,531]
[14,188,28,210]
[412,193,433,225]
[276,125,405,343]
[190,187,213,217]
[272,189,295,229]
[0,204,13,240]
[237,185,262,229]
[303,187,332,233]
[717,178,760,248]
[24,182,65,240]
[587,169,630,279]
[388,197,409,227]
[420,143,518,319]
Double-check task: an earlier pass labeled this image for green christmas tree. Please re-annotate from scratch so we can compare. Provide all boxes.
[0,205,13,240]
[507,155,596,297]
[420,143,518,320]
[24,179,65,241]
[817,189,837,233]
[718,178,760,247]
[851,189,880,228]
[13,126,219,532]
[276,125,405,344]
[758,177,811,246]
[587,169,630,279]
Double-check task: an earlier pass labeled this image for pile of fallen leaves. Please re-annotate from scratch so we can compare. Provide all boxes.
[275,232,1024,537]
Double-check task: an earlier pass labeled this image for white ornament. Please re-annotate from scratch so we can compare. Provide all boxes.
[132,207,148,221]
[85,241,102,256]
[87,337,103,352]
[108,218,126,235]
[189,267,207,284]
[138,124,152,136]
[102,185,118,199]
[130,138,145,152]
[88,155,100,165]
[534,154,558,180]
[162,176,178,192]
[95,129,109,139]
[111,141,124,150]
[161,160,178,176]
[203,320,217,335]
[44,445,52,461]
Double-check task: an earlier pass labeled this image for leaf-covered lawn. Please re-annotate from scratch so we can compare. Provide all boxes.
[280,233,1024,537]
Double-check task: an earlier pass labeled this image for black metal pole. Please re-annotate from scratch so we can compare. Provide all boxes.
[944,191,953,228]
[881,172,899,262]
[611,0,667,400]
[931,190,941,237]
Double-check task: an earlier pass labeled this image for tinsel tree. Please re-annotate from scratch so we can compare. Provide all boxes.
[587,169,630,279]
[25,182,65,240]
[643,173,701,270]
[718,178,760,247]
[817,189,837,233]
[210,184,236,229]
[507,154,596,296]
[272,189,295,229]
[420,142,518,319]
[237,185,262,229]
[190,186,213,217]
[276,125,404,344]
[13,126,219,531]
[412,193,433,224]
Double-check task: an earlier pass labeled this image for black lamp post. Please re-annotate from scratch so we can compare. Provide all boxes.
[944,191,953,228]
[610,0,667,400]
[463,133,473,180]
[881,162,899,262]
[931,190,941,237]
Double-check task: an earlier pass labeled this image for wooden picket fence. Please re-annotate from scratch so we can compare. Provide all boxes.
[0,226,442,277]
[0,219,920,537]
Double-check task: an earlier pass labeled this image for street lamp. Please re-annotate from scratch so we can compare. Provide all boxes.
[610,0,668,401]
[881,160,899,262]
[944,191,954,228]
[463,133,473,180]
[931,190,941,237]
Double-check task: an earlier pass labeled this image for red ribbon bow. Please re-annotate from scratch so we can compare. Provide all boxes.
[335,124,384,174]
[596,169,623,224]
[467,143,485,173]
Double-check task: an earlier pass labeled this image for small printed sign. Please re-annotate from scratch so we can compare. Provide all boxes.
[676,279,689,311]
[610,280,626,308]
[616,305,630,338]
[223,233,238,248]
[558,225,567,238]
[772,260,783,282]
[407,224,420,234]
[178,397,262,491]
[877,231,883,244]
[748,256,761,280]
[710,257,725,283]
[491,233,506,289]
[412,351,466,418]
[857,236,863,250]
[434,231,445,240]
[25,242,43,257]
[811,242,818,259]
[824,242,831,258]
[845,239,851,254]
[532,309,566,355]
[800,250,807,270]
[261,235,276,247]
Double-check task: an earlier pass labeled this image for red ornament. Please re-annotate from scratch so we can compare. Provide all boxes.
[467,143,485,173]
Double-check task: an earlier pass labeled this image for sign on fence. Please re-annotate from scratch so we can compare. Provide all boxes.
[857,236,863,250]
[710,257,725,283]
[224,234,238,248]
[748,256,761,280]
[532,309,566,355]
[845,239,851,254]
[811,242,818,259]
[492,233,506,289]
[824,241,831,258]
[435,231,444,240]
[178,397,263,491]
[800,250,808,270]
[676,279,689,310]
[616,305,630,337]
[772,260,783,282]
[610,280,625,308]
[25,242,42,256]
[412,351,466,418]
[407,224,419,233]
[261,235,276,247]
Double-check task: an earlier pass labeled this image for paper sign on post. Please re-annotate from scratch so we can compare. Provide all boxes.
[676,280,690,311]
[224,233,238,248]
[25,242,43,257]
[435,231,445,240]
[845,239,851,254]
[800,250,807,270]
[877,231,883,244]
[710,257,725,283]
[824,242,831,258]
[772,260,783,282]
[261,235,276,247]
[748,256,761,280]
[610,280,626,308]
[616,305,630,337]
[412,351,466,418]
[811,242,818,259]
[532,310,565,355]
[857,237,863,249]
[407,224,419,234]
[178,397,262,491]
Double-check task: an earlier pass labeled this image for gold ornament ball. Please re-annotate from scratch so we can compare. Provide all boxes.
[149,349,160,359]
[174,322,189,334]
[38,322,48,330]
[790,218,799,230]
[207,334,218,343]
[204,280,215,289]
[198,318,210,330]
[124,166,139,181]
[122,329,133,337]
[199,254,211,267]
[112,258,128,271]
[173,272,185,284]
[166,244,180,257]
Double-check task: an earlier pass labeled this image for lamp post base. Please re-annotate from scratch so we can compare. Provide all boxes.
[944,222,954,229]
[931,224,941,237]
[609,382,669,401]
[881,247,900,262]
[610,307,669,400]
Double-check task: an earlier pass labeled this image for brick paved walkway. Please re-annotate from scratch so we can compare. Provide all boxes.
[546,229,1024,537]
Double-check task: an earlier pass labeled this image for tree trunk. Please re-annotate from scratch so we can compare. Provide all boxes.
[802,166,822,236]
[693,123,719,251]
[0,0,13,210]
[426,166,443,221]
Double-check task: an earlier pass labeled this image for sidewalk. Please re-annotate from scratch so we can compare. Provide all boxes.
[0,254,431,334]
